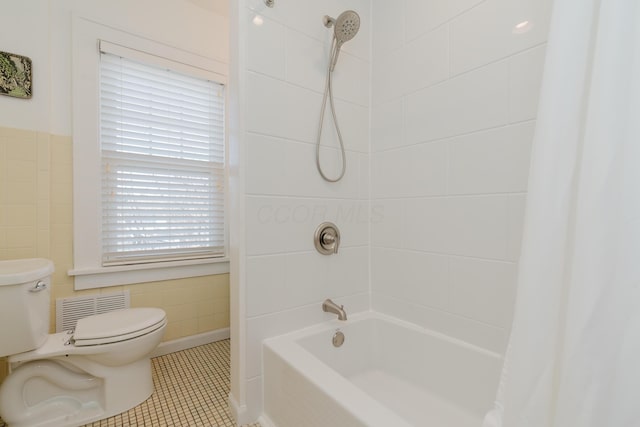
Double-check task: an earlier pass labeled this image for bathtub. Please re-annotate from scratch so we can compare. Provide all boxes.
[261,312,502,427]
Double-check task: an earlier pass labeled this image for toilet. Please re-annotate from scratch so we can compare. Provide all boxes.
[0,258,167,427]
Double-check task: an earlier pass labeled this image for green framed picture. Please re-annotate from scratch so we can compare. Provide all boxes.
[0,51,32,99]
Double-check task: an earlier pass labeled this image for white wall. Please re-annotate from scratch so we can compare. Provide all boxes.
[230,0,371,421]
[0,0,52,132]
[0,0,228,136]
[370,0,553,353]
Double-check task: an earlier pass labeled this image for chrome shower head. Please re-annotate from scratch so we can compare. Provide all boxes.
[323,10,360,71]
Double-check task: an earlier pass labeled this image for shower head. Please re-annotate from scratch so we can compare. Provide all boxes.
[334,10,360,45]
[323,10,360,71]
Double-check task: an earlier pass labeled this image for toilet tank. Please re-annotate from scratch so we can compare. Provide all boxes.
[0,259,54,357]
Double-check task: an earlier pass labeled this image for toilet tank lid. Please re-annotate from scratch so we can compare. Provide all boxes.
[0,258,54,286]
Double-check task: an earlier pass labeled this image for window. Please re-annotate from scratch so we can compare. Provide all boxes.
[71,19,229,289]
[99,46,225,266]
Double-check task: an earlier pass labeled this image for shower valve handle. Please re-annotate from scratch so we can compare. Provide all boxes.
[314,222,340,255]
[322,232,340,254]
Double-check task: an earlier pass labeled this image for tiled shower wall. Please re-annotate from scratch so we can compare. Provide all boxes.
[235,0,371,419]
[371,0,553,353]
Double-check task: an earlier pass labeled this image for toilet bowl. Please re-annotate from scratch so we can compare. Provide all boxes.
[0,259,167,427]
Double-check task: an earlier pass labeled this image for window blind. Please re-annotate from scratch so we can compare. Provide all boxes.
[99,50,225,266]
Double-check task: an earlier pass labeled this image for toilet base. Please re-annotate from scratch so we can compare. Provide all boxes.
[0,356,154,427]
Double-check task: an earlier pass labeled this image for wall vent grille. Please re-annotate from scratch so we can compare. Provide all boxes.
[55,290,130,332]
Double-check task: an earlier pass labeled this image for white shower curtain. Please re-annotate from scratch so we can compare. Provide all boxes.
[484,0,640,426]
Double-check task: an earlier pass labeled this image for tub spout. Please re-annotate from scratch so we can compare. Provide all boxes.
[322,299,347,321]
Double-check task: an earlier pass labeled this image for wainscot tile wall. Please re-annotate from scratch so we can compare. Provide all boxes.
[0,127,230,385]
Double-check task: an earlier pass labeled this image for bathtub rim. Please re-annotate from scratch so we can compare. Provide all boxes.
[261,310,503,427]
[265,310,503,359]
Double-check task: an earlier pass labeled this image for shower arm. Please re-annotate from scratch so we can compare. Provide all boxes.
[323,15,336,28]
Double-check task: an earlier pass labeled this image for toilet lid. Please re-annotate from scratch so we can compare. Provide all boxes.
[73,307,166,346]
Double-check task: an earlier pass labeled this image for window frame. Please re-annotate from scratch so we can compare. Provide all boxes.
[70,18,229,290]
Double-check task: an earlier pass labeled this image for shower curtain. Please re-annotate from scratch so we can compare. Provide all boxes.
[484,0,640,426]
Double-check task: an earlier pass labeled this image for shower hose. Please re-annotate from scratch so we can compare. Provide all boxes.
[315,37,347,183]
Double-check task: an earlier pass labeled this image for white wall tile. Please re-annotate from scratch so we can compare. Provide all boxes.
[316,98,369,154]
[326,100,370,153]
[245,133,287,195]
[246,197,369,255]
[247,15,286,79]
[446,195,510,260]
[402,196,512,259]
[285,28,326,92]
[449,256,517,327]
[371,99,403,152]
[402,26,449,95]
[254,252,327,317]
[371,199,404,248]
[372,0,405,56]
[332,52,370,107]
[405,0,484,41]
[245,197,315,255]
[403,197,450,253]
[246,0,328,44]
[316,145,350,185]
[246,248,369,318]
[246,133,360,199]
[372,142,447,198]
[325,247,370,298]
[401,141,448,197]
[366,0,544,360]
[283,252,330,307]
[247,0,370,62]
[372,47,405,105]
[247,72,320,143]
[285,248,370,307]
[405,61,509,144]
[509,45,547,123]
[372,248,450,311]
[372,293,508,353]
[358,153,370,200]
[246,254,287,317]
[316,147,363,196]
[451,0,553,75]
[447,122,535,195]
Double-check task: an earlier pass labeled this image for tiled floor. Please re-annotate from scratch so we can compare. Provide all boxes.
[0,340,260,427]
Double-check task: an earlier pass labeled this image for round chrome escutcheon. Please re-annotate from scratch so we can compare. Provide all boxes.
[332,330,345,347]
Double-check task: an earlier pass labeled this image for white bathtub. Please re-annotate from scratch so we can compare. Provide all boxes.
[261,312,501,427]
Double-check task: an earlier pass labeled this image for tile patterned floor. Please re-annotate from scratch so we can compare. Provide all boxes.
[0,340,260,427]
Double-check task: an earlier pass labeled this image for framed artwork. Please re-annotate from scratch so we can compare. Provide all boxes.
[0,51,32,99]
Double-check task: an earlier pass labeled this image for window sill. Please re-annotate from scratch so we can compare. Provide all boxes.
[68,258,230,290]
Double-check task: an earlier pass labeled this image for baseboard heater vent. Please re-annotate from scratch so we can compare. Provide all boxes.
[55,290,130,332]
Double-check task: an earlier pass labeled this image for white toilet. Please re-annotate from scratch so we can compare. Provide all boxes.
[0,258,167,427]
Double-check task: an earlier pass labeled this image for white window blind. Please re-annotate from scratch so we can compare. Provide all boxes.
[99,49,225,266]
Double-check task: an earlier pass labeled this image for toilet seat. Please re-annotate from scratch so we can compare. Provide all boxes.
[73,308,166,347]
